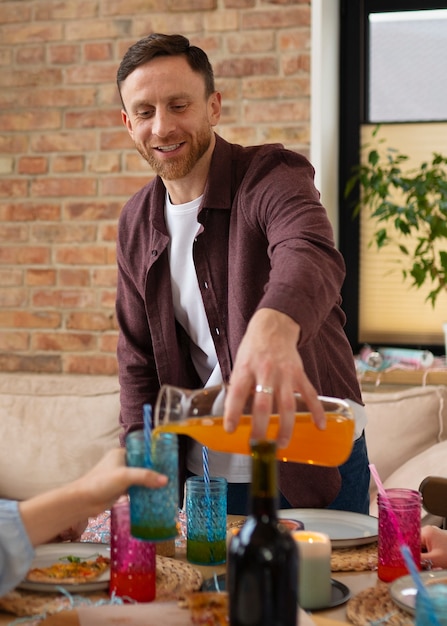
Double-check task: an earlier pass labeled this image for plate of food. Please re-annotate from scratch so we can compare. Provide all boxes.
[19,542,110,593]
[278,509,378,548]
[390,569,447,614]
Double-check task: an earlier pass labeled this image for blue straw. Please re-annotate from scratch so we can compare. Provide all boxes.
[143,404,152,468]
[202,446,210,484]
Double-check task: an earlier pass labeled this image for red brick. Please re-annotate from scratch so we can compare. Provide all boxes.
[65,109,121,129]
[99,224,118,242]
[0,202,61,222]
[32,332,97,351]
[26,269,57,286]
[0,331,29,351]
[0,224,28,242]
[84,42,113,61]
[0,287,27,307]
[48,44,80,65]
[55,246,108,265]
[35,1,98,20]
[31,177,97,197]
[58,269,91,287]
[65,201,122,220]
[31,223,97,243]
[0,179,28,198]
[32,289,97,309]
[0,269,23,287]
[100,176,150,197]
[18,157,49,175]
[0,246,50,265]
[99,332,118,353]
[92,268,117,287]
[0,110,61,131]
[16,45,46,64]
[30,131,96,153]
[66,311,116,331]
[0,354,62,373]
[52,155,85,173]
[0,311,61,329]
[65,354,118,375]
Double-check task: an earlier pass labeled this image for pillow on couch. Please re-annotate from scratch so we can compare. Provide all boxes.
[0,373,121,500]
[363,385,447,486]
[369,439,447,524]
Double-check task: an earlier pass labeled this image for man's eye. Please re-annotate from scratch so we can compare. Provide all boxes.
[171,104,188,112]
[137,109,154,118]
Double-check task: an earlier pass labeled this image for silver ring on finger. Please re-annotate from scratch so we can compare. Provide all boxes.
[255,384,274,395]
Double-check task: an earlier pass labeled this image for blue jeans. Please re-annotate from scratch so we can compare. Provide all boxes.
[326,431,370,514]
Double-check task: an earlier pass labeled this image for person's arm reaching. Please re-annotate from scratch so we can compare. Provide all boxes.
[19,448,167,548]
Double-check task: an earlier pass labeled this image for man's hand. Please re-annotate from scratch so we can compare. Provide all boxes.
[223,308,325,447]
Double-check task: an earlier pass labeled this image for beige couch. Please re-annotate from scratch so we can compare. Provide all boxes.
[0,373,121,500]
[364,384,447,520]
[1,373,446,523]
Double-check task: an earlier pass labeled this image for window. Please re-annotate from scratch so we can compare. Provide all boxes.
[339,1,447,353]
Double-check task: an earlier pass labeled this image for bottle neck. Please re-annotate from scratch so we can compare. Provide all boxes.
[249,441,279,519]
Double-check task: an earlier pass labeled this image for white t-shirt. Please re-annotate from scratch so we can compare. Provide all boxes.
[165,192,252,482]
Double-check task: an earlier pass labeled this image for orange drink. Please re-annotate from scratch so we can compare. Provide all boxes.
[154,413,353,466]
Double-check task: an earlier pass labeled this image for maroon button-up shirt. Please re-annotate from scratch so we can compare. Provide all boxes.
[116,134,363,507]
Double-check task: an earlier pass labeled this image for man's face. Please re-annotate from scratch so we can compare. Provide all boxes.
[120,55,221,182]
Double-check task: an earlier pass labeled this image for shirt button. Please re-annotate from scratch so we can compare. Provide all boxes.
[204,281,209,289]
[151,250,158,257]
[215,328,220,335]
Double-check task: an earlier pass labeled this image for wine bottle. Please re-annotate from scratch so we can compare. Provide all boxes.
[227,440,299,626]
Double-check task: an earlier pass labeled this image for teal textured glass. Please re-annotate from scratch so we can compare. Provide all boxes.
[416,585,447,626]
[186,476,227,565]
[126,430,178,541]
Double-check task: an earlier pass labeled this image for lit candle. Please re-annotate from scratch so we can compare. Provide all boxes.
[293,530,332,610]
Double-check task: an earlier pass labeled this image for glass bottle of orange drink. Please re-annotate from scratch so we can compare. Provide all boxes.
[153,384,354,467]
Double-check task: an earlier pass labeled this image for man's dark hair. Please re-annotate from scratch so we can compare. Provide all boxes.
[117,33,215,108]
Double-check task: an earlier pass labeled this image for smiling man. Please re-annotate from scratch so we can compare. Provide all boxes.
[115,33,370,515]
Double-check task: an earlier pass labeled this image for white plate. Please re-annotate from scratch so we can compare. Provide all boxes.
[278,509,378,548]
[390,569,447,614]
[19,542,110,593]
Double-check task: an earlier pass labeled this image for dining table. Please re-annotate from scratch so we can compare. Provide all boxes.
[0,512,413,626]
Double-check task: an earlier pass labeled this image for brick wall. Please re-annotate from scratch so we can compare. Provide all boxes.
[0,0,312,375]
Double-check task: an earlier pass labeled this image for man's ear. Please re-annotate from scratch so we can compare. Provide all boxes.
[209,91,222,127]
[121,109,134,140]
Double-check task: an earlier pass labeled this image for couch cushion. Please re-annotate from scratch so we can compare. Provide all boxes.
[369,440,447,523]
[0,373,121,500]
[363,385,447,485]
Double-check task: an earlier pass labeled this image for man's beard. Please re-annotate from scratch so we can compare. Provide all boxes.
[137,126,213,180]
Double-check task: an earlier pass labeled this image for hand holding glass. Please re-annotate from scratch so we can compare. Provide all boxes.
[126,430,178,541]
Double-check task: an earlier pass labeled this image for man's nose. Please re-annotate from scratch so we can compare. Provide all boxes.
[152,110,175,138]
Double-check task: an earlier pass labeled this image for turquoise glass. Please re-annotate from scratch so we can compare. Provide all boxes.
[126,430,178,541]
[186,476,227,565]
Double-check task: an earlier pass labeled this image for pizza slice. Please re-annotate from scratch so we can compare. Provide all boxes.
[26,554,110,585]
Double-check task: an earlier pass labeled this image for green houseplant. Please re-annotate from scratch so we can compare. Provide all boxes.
[345,127,447,307]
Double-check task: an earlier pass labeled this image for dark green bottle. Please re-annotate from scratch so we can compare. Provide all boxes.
[228,440,299,626]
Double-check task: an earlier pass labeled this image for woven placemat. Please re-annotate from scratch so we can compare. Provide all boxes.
[331,542,378,572]
[346,582,414,626]
[0,555,202,618]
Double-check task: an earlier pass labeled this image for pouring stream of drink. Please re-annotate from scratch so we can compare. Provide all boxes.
[369,463,440,626]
